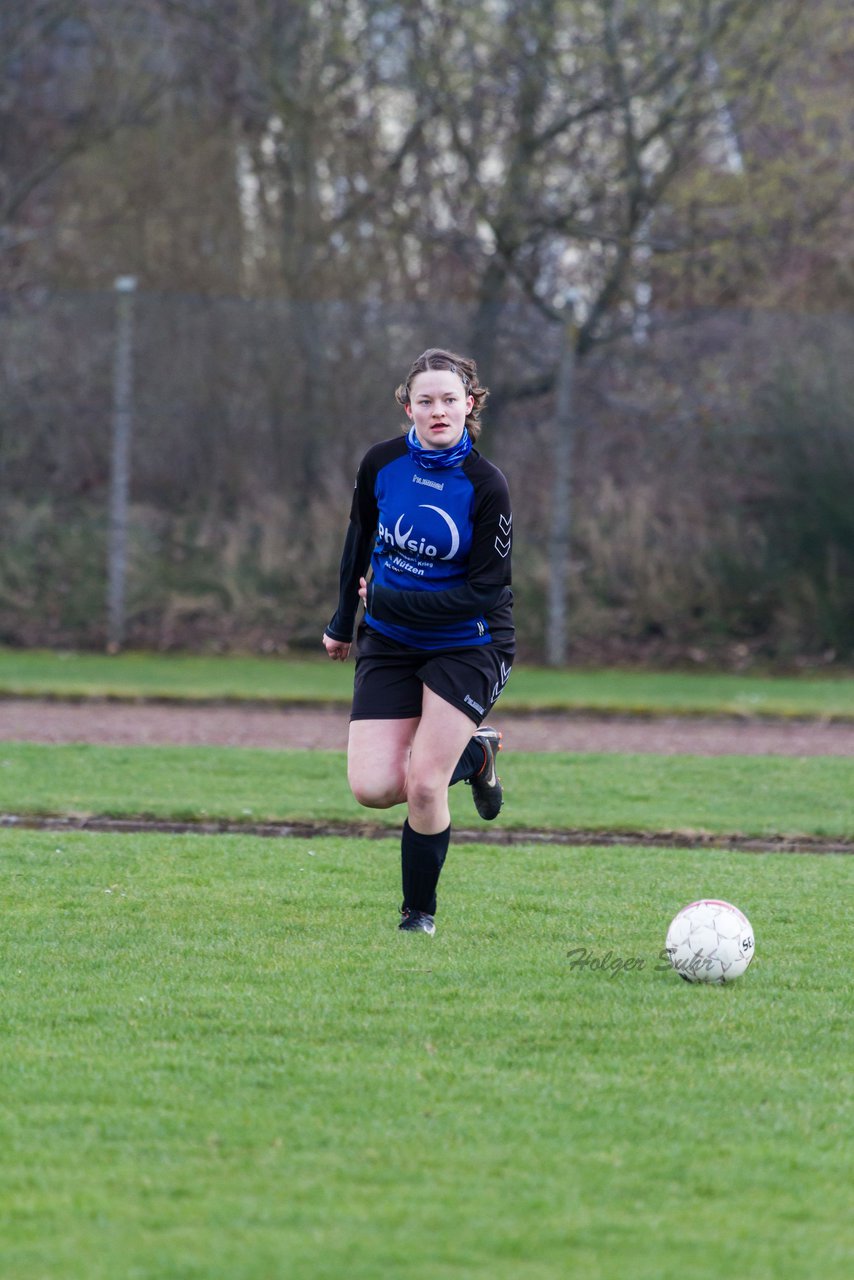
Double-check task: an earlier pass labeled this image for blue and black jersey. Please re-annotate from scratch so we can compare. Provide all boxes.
[326,435,514,651]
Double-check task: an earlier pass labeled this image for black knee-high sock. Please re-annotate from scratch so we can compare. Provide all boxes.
[401,820,451,915]
[449,737,486,786]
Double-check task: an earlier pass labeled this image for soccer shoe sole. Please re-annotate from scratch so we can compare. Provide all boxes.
[469,727,503,821]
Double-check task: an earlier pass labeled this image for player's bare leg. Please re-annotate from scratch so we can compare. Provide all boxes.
[406,687,476,833]
[346,716,418,809]
[346,693,492,935]
[392,688,474,933]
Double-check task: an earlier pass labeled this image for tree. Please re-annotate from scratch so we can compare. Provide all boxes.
[153,0,441,494]
[399,0,806,661]
[0,1,170,290]
[658,0,854,312]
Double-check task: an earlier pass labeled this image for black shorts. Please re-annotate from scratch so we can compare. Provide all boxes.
[351,624,515,726]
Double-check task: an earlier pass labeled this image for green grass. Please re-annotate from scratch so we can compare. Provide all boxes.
[1,687,850,1276]
[0,829,850,1280]
[1,742,853,840]
[3,647,854,718]
[0,648,357,704]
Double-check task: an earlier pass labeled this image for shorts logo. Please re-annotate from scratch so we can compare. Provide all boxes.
[464,694,486,715]
[495,513,512,558]
[491,660,512,704]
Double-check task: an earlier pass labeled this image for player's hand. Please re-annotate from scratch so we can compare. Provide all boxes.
[358,576,368,603]
[322,632,351,661]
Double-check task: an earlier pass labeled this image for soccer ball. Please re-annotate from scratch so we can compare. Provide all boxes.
[665,899,755,984]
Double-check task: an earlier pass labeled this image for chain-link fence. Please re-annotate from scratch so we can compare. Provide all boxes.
[1,288,852,663]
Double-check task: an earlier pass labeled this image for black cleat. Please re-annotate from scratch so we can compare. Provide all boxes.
[399,908,436,935]
[467,725,503,820]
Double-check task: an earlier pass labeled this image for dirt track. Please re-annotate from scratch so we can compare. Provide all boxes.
[3,698,852,851]
[2,698,853,756]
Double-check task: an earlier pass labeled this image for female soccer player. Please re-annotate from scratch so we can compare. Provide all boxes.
[322,348,514,935]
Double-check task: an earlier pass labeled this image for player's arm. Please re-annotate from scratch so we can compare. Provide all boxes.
[365,578,510,628]
[324,458,378,643]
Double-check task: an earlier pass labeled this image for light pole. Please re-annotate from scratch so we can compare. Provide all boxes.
[107,275,137,653]
[546,293,579,668]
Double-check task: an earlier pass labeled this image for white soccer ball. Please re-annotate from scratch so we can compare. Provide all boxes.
[665,899,755,984]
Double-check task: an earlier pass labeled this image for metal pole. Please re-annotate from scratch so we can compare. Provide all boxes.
[546,296,578,668]
[107,275,137,653]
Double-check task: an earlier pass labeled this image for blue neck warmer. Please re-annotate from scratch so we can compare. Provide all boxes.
[406,425,473,471]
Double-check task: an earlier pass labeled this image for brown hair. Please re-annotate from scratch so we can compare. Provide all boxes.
[395,348,489,443]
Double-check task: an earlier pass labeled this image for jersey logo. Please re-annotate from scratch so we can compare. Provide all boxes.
[495,512,512,558]
[379,505,461,561]
[419,505,460,560]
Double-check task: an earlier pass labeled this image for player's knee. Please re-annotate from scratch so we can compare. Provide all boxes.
[405,773,446,815]
[348,768,405,810]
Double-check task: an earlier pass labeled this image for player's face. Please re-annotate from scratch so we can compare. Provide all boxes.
[406,370,474,451]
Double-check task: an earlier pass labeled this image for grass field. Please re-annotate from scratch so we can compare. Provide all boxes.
[3,647,854,718]
[1,654,851,1277]
[0,829,851,1280]
[1,742,853,840]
